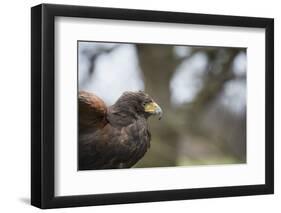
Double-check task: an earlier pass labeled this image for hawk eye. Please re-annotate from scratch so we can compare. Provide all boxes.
[142,101,149,107]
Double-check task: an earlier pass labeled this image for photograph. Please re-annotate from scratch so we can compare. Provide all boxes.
[78,41,247,170]
[30,3,274,209]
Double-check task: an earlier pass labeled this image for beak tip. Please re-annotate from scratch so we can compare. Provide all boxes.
[156,107,163,120]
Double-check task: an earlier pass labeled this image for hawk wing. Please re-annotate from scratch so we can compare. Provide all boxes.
[79,91,108,132]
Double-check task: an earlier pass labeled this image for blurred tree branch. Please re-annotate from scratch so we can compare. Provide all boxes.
[187,49,241,114]
[80,45,121,86]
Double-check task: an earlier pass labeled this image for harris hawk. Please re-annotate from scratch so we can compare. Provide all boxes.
[78,90,162,170]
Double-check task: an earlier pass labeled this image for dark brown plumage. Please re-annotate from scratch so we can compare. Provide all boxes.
[78,91,162,170]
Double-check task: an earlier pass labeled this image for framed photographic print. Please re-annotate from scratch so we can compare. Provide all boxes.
[31,3,274,209]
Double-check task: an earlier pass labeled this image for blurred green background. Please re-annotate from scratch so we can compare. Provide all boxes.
[78,41,246,168]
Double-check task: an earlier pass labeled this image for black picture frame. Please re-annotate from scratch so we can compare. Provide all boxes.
[31,3,274,209]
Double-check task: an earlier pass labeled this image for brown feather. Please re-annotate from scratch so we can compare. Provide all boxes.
[78,91,155,170]
[79,91,107,130]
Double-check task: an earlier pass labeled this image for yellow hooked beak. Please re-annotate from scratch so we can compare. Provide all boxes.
[144,102,163,120]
